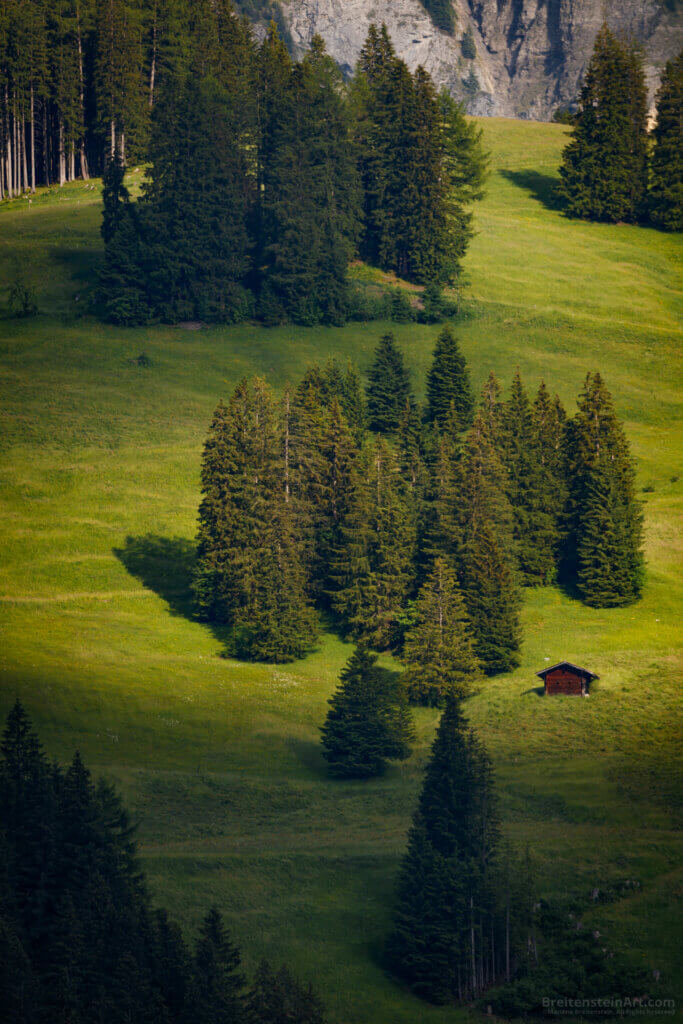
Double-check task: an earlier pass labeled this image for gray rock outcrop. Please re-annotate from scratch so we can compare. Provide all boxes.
[253,0,682,120]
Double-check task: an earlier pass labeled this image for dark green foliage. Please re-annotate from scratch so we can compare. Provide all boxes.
[387,697,501,1003]
[330,438,416,648]
[461,523,521,675]
[418,281,458,323]
[258,36,360,325]
[0,703,327,1023]
[487,898,654,1018]
[438,91,487,275]
[559,25,649,223]
[649,51,682,231]
[248,960,327,1023]
[403,557,480,705]
[421,0,456,35]
[456,407,514,558]
[366,332,413,434]
[7,277,38,318]
[101,4,257,325]
[463,67,479,97]
[500,373,561,585]
[193,378,318,662]
[562,372,643,606]
[320,646,413,778]
[353,25,486,285]
[461,26,476,59]
[101,148,130,246]
[425,325,473,430]
[191,907,246,1023]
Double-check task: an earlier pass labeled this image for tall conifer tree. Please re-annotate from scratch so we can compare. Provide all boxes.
[500,372,559,585]
[403,557,480,706]
[649,51,682,232]
[259,35,360,325]
[387,697,500,1003]
[331,439,415,647]
[366,332,413,435]
[563,372,643,605]
[194,379,317,661]
[425,325,473,430]
[559,25,649,223]
[320,646,413,777]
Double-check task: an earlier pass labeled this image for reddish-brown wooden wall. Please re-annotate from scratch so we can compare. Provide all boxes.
[544,668,586,696]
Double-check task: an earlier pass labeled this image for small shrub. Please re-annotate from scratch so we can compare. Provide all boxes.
[389,287,417,323]
[8,279,38,318]
[417,281,459,323]
[552,107,575,125]
[346,285,391,322]
[461,25,476,59]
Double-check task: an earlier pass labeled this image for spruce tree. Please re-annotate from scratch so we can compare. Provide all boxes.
[456,410,514,561]
[366,332,412,434]
[425,325,473,430]
[649,51,682,232]
[191,907,246,1024]
[461,523,521,675]
[194,379,317,662]
[331,439,415,647]
[436,89,488,283]
[248,961,326,1024]
[259,35,360,325]
[419,408,463,575]
[387,697,500,1003]
[531,380,567,579]
[320,646,413,778]
[500,372,559,585]
[403,557,480,706]
[559,25,649,223]
[316,398,361,598]
[563,372,643,605]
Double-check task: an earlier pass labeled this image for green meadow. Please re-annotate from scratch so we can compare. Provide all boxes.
[0,118,681,1022]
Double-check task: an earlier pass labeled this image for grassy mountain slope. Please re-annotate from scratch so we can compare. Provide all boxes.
[0,119,681,1022]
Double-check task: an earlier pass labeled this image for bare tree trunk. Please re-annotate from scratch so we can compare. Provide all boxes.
[110,120,116,162]
[491,916,495,985]
[58,120,66,186]
[7,93,14,196]
[30,86,36,192]
[119,130,125,165]
[69,143,75,182]
[43,104,50,187]
[470,895,477,997]
[76,5,89,179]
[149,0,158,108]
[21,117,29,191]
[505,895,510,982]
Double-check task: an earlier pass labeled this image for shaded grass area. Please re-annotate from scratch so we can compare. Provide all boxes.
[0,119,682,1022]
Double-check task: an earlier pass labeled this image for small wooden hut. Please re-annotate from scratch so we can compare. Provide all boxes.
[536,661,598,697]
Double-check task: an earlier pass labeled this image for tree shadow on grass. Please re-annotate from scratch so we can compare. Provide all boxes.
[521,686,545,697]
[500,169,564,212]
[113,534,233,651]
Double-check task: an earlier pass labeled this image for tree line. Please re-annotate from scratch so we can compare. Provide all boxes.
[560,26,682,231]
[384,693,653,1009]
[97,12,487,326]
[195,328,644,676]
[0,701,326,1024]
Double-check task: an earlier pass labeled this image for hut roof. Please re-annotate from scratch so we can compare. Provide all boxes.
[536,661,599,681]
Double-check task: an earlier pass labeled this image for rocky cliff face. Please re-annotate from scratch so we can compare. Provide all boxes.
[256,0,682,119]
